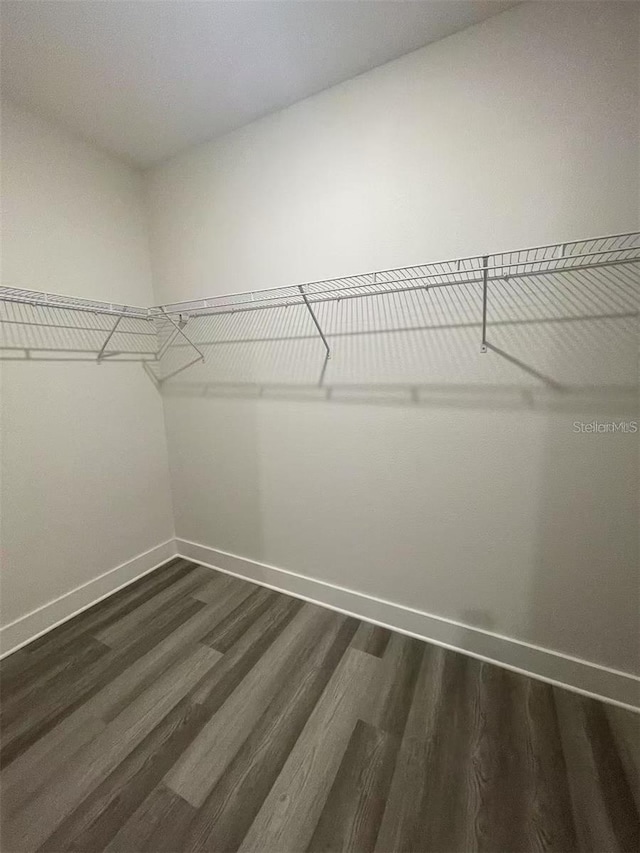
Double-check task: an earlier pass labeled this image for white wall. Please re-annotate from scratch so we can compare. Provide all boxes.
[147,1,638,303]
[0,99,175,632]
[146,1,639,677]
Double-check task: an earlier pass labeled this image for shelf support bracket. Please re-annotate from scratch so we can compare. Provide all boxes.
[298,285,330,358]
[159,311,206,363]
[156,323,182,360]
[97,315,122,362]
[480,255,489,353]
[144,310,206,385]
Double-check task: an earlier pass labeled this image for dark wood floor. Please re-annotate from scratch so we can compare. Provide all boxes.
[1,558,638,852]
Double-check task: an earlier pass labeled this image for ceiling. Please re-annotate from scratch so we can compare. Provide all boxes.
[1,1,515,168]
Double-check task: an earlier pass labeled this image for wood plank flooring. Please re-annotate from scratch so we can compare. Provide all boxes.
[1,558,638,852]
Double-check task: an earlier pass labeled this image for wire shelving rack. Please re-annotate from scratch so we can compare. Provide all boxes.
[1,231,638,382]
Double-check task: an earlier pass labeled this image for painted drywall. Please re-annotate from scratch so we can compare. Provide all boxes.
[147,1,638,303]
[0,99,175,629]
[146,1,639,676]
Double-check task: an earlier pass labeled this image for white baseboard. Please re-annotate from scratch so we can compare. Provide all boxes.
[3,535,637,711]
[0,539,178,658]
[177,538,640,712]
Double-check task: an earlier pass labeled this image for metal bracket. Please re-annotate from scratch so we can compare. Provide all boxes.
[97,315,122,362]
[480,255,489,353]
[144,311,206,385]
[298,285,330,358]
[156,315,186,360]
[158,311,205,362]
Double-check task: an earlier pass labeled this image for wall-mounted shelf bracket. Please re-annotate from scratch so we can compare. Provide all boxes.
[480,254,489,353]
[158,311,205,362]
[298,285,331,358]
[144,310,206,384]
[156,314,187,360]
[96,315,123,362]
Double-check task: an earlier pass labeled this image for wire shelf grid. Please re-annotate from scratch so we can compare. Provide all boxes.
[149,232,639,319]
[1,231,638,381]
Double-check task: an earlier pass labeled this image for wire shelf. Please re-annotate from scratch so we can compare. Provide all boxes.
[1,231,638,382]
[0,287,150,318]
[150,232,640,318]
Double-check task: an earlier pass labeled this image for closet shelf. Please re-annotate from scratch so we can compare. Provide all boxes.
[152,232,640,319]
[1,231,638,380]
[0,287,150,318]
